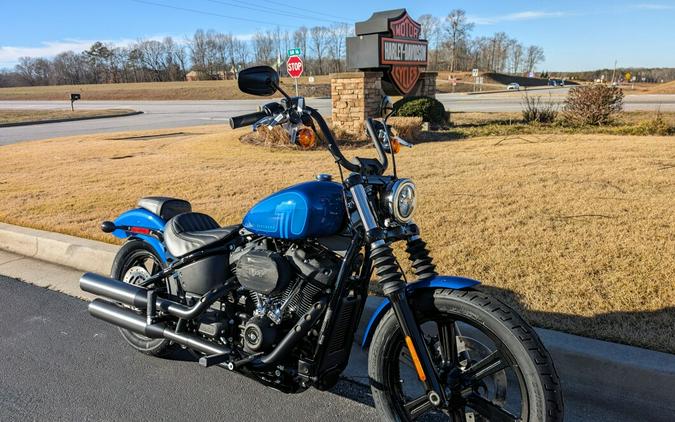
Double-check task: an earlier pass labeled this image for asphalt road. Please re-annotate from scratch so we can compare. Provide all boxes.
[0,275,377,421]
[2,90,675,145]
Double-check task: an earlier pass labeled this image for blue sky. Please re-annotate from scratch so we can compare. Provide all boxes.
[1,0,674,71]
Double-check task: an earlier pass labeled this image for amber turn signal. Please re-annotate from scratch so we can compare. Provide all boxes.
[390,137,401,154]
[297,127,316,149]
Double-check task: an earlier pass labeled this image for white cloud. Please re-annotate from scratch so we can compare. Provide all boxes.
[469,10,570,25]
[633,3,675,10]
[0,38,143,68]
[0,32,257,69]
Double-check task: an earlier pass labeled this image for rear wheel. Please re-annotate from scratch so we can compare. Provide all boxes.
[111,240,173,356]
[368,288,563,421]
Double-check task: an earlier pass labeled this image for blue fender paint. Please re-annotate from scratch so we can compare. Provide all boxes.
[360,276,481,349]
[112,208,169,262]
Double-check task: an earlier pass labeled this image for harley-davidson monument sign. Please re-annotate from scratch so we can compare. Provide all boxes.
[331,9,436,137]
[347,9,433,95]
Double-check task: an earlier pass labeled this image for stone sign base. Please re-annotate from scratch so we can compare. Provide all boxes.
[412,71,437,97]
[330,70,437,139]
[330,72,383,138]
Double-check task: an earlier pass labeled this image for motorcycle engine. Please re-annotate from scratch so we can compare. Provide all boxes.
[230,239,340,354]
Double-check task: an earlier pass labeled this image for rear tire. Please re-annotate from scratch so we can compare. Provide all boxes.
[368,288,564,421]
[111,240,173,357]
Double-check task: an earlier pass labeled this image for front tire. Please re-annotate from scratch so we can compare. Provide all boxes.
[111,240,173,357]
[368,288,563,421]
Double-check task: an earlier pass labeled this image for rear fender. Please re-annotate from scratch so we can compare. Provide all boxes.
[112,208,169,263]
[361,276,480,349]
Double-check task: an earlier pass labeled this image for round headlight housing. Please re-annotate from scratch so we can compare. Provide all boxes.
[386,179,417,223]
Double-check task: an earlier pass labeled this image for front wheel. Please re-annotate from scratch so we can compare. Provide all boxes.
[368,288,563,422]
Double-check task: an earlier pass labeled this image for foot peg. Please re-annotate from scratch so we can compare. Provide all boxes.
[199,353,231,368]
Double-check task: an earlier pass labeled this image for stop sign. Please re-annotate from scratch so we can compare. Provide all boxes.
[287,56,304,79]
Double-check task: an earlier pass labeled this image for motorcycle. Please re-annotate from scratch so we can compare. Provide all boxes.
[81,65,563,421]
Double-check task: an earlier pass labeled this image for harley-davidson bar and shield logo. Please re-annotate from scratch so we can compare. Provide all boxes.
[380,13,428,94]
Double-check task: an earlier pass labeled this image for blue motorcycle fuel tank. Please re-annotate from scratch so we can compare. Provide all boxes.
[242,181,345,239]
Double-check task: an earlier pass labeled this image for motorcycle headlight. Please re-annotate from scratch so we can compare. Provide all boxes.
[386,179,417,223]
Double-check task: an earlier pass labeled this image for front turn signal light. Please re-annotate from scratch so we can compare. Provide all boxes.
[390,137,401,154]
[297,127,316,149]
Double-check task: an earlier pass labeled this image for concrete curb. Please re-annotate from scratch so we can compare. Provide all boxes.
[0,110,143,128]
[0,222,116,274]
[0,221,673,416]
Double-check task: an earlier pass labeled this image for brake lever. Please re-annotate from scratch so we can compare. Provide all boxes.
[267,113,287,129]
[252,116,276,132]
[394,136,413,148]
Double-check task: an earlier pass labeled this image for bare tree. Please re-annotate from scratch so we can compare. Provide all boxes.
[524,45,545,73]
[137,39,168,81]
[509,41,524,74]
[294,26,308,60]
[253,30,275,66]
[418,14,442,70]
[174,44,189,80]
[327,23,349,73]
[232,38,249,69]
[445,9,474,72]
[310,26,329,74]
[16,57,51,85]
[189,29,209,74]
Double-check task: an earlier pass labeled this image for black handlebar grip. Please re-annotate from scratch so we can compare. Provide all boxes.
[229,111,268,129]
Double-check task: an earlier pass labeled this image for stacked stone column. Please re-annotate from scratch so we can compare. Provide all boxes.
[330,72,383,138]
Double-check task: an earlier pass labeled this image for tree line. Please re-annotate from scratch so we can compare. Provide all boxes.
[0,9,546,87]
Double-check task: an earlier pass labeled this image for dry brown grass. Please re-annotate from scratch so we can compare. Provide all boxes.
[631,81,675,95]
[0,127,673,352]
[0,108,135,124]
[388,117,423,140]
[0,75,332,101]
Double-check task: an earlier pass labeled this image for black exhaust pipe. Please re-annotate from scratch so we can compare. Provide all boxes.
[88,299,230,356]
[80,272,235,320]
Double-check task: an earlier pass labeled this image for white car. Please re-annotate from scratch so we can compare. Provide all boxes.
[507,82,520,90]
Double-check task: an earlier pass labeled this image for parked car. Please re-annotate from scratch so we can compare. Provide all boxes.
[548,79,558,86]
[507,82,520,90]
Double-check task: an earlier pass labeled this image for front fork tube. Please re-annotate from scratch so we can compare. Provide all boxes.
[348,180,445,406]
[388,288,446,407]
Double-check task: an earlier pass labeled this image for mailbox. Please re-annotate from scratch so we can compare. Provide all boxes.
[70,93,81,111]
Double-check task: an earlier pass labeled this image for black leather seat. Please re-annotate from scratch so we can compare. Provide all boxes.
[164,212,239,257]
[138,196,192,221]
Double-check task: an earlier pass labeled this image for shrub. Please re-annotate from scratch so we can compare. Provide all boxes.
[563,84,624,125]
[388,116,423,140]
[394,96,447,124]
[521,94,558,124]
[617,112,673,136]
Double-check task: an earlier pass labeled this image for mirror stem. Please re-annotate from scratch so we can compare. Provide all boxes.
[272,82,292,102]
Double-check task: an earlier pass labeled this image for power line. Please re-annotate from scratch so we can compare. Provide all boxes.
[206,0,349,25]
[255,0,354,22]
[129,0,299,29]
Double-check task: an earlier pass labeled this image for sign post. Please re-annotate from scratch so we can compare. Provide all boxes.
[287,53,304,96]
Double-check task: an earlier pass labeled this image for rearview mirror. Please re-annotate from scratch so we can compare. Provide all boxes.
[238,66,279,96]
[380,95,394,118]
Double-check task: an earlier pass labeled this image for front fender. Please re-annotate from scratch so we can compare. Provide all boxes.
[361,276,480,349]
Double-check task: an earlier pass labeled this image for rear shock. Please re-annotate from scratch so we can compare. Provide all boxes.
[405,236,438,282]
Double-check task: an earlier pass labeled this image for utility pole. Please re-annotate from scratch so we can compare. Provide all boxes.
[611,59,617,85]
